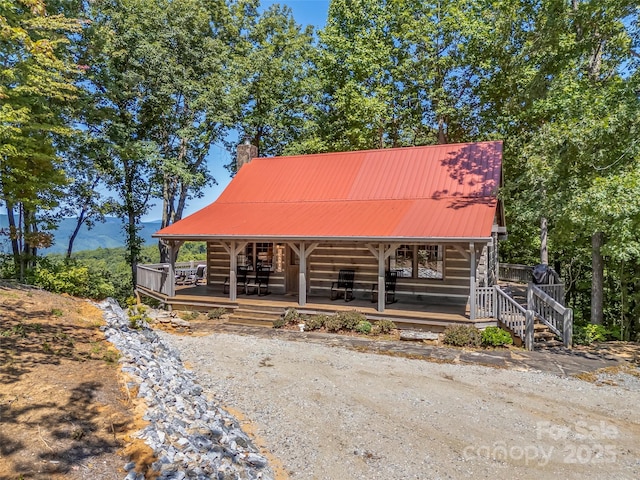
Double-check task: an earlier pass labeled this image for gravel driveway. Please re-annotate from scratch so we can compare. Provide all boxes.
[160,332,640,480]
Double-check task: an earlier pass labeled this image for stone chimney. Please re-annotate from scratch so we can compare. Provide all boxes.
[236,139,258,171]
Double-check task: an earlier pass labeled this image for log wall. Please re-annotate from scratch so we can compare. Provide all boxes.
[206,241,480,305]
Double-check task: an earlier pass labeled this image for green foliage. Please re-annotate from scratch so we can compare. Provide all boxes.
[355,320,372,335]
[0,0,82,278]
[481,327,513,347]
[236,3,317,158]
[179,311,199,321]
[207,308,227,320]
[324,314,345,332]
[1,323,27,338]
[304,314,329,331]
[336,310,366,331]
[31,258,115,300]
[442,325,481,348]
[272,317,286,329]
[573,323,620,346]
[375,319,397,334]
[283,308,301,325]
[51,309,63,317]
[126,298,148,330]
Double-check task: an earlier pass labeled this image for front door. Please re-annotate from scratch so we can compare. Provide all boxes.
[286,246,299,295]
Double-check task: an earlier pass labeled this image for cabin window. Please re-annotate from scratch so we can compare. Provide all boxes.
[392,244,414,277]
[390,244,443,279]
[240,243,274,271]
[417,245,443,279]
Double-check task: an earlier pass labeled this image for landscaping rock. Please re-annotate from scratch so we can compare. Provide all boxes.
[98,298,273,480]
[399,330,440,341]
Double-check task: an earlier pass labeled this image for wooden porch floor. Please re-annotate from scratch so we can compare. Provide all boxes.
[138,284,496,331]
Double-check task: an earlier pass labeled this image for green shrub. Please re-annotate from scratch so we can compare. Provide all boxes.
[442,325,481,347]
[126,297,148,329]
[324,314,345,332]
[481,326,513,347]
[207,307,227,320]
[31,258,116,300]
[304,314,328,331]
[573,324,611,345]
[355,320,372,334]
[179,310,199,321]
[336,310,366,330]
[273,317,286,329]
[375,319,397,334]
[283,308,301,325]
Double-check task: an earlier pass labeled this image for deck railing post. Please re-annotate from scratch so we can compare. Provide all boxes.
[168,244,176,297]
[563,309,573,348]
[525,309,535,351]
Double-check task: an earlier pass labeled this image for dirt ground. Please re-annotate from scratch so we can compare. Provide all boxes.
[0,283,153,480]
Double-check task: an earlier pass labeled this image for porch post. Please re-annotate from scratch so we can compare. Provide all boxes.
[299,242,307,306]
[378,243,385,312]
[168,242,176,298]
[229,240,237,301]
[470,241,476,321]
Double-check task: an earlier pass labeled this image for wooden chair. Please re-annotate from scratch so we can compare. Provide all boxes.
[371,270,398,304]
[223,265,248,294]
[330,269,355,301]
[185,264,207,285]
[245,268,271,296]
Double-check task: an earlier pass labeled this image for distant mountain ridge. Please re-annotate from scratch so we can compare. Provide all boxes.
[0,215,162,255]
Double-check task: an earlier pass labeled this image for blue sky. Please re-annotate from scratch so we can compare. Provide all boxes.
[144,1,330,221]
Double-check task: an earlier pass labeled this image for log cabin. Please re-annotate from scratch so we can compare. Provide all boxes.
[145,141,506,324]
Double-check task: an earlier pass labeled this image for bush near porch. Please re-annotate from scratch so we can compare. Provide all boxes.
[274,309,397,336]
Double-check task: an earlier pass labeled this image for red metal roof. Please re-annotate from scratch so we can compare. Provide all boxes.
[155,141,503,241]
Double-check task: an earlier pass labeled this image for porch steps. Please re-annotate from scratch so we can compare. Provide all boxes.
[226,304,284,328]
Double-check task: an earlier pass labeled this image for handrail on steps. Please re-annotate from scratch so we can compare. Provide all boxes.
[527,283,573,348]
[495,286,535,351]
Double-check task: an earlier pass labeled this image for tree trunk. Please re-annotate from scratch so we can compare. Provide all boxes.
[591,231,604,325]
[540,217,548,265]
[67,209,87,259]
[5,202,20,266]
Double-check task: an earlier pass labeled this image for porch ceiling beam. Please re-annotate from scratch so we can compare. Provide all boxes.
[221,240,247,256]
[287,242,300,258]
[161,239,184,249]
[452,244,470,261]
[234,241,248,256]
[305,242,319,258]
[366,243,399,261]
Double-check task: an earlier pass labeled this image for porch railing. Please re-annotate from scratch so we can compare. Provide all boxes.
[498,263,532,283]
[496,287,534,350]
[474,286,496,319]
[537,283,565,305]
[528,283,573,348]
[137,263,173,297]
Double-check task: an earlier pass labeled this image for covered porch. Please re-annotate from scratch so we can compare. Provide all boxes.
[135,282,497,332]
[145,238,494,308]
